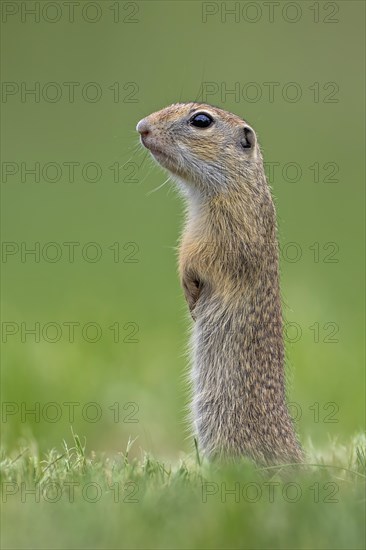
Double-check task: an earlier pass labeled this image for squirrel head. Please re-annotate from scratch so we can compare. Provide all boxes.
[136,103,264,197]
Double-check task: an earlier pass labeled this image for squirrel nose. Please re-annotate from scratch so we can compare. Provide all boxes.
[136,118,151,136]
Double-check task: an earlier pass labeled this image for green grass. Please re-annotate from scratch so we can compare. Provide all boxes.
[1,432,365,549]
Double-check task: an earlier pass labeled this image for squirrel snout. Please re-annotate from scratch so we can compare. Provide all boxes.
[136,118,151,137]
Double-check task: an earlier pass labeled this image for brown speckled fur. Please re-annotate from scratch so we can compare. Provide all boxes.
[137,103,304,465]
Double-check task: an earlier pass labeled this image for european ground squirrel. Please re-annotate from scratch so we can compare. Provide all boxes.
[137,103,304,465]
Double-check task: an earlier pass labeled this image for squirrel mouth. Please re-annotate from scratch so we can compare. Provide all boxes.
[140,136,178,173]
[141,136,161,153]
[141,138,170,162]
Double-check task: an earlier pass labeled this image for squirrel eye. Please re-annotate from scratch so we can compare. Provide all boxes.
[189,113,213,128]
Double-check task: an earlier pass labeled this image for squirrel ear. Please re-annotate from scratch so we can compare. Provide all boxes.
[241,126,256,149]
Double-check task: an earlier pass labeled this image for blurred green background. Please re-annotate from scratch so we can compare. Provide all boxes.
[1,0,364,460]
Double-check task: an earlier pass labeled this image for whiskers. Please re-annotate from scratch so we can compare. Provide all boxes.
[146,175,171,196]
